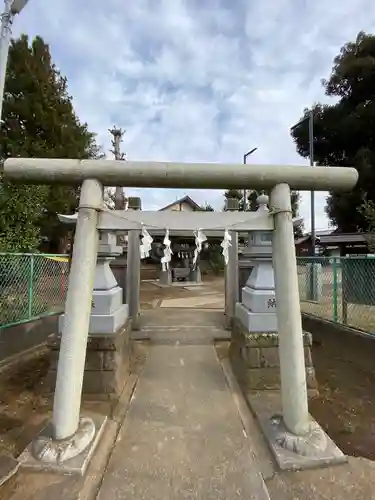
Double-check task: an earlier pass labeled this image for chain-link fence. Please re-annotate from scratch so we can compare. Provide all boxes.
[0,253,69,328]
[297,256,375,334]
[2,253,375,334]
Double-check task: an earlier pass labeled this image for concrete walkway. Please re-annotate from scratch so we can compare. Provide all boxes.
[96,310,270,499]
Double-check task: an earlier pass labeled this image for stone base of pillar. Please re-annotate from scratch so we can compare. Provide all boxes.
[229,318,318,395]
[159,269,172,285]
[189,266,201,283]
[245,392,346,471]
[18,413,108,475]
[45,320,132,401]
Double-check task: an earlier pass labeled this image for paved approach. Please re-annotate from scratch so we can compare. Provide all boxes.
[4,282,375,499]
[96,309,270,499]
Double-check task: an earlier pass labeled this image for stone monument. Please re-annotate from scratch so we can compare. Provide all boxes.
[230,194,317,393]
[48,224,131,401]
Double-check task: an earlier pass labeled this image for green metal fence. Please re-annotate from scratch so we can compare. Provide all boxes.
[2,253,375,335]
[297,256,375,335]
[0,253,69,329]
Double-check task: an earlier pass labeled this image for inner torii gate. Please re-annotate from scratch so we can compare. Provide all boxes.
[3,158,358,472]
[98,207,273,327]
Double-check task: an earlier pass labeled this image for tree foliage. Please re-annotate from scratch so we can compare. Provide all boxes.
[358,198,375,251]
[0,35,102,252]
[291,31,375,233]
[224,189,243,200]
[194,203,214,211]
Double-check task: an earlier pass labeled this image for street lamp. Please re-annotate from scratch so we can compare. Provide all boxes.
[290,109,315,255]
[243,147,258,211]
[0,0,30,128]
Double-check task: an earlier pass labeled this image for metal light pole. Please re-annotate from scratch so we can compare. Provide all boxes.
[0,0,29,129]
[291,109,318,301]
[291,109,315,255]
[243,147,258,211]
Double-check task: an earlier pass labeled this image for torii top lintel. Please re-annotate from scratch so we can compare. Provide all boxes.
[3,158,358,191]
[59,210,275,233]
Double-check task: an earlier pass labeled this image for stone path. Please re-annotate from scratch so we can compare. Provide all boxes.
[96,309,270,499]
[160,295,224,309]
[156,278,224,310]
[139,277,225,311]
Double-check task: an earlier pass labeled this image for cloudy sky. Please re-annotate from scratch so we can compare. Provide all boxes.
[11,0,375,230]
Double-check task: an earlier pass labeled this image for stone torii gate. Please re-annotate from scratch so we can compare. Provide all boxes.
[3,158,358,473]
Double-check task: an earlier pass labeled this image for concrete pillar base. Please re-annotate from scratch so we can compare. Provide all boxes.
[159,269,172,285]
[46,320,132,401]
[189,266,202,283]
[229,319,318,395]
[18,414,107,475]
[246,392,347,471]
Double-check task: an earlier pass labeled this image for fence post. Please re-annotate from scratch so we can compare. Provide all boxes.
[332,257,338,322]
[27,254,34,319]
[341,258,348,324]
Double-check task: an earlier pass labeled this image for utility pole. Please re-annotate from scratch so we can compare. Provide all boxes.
[0,0,30,130]
[243,147,258,211]
[308,110,315,256]
[109,127,127,249]
[290,109,315,255]
[109,126,126,210]
[291,109,318,301]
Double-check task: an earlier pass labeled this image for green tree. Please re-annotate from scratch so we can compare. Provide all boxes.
[358,198,375,251]
[223,189,242,211]
[194,203,214,211]
[224,189,242,200]
[0,35,102,253]
[291,31,375,233]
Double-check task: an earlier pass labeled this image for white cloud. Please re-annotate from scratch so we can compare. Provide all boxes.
[12,0,375,230]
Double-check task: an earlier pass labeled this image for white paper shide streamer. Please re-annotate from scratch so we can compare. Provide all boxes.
[161,229,173,271]
[220,229,232,265]
[140,226,153,259]
[193,229,207,269]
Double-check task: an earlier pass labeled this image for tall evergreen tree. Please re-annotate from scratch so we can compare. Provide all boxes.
[0,35,103,252]
[291,31,375,232]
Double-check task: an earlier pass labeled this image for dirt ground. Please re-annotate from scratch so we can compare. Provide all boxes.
[0,275,374,465]
[0,352,50,457]
[309,338,375,461]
